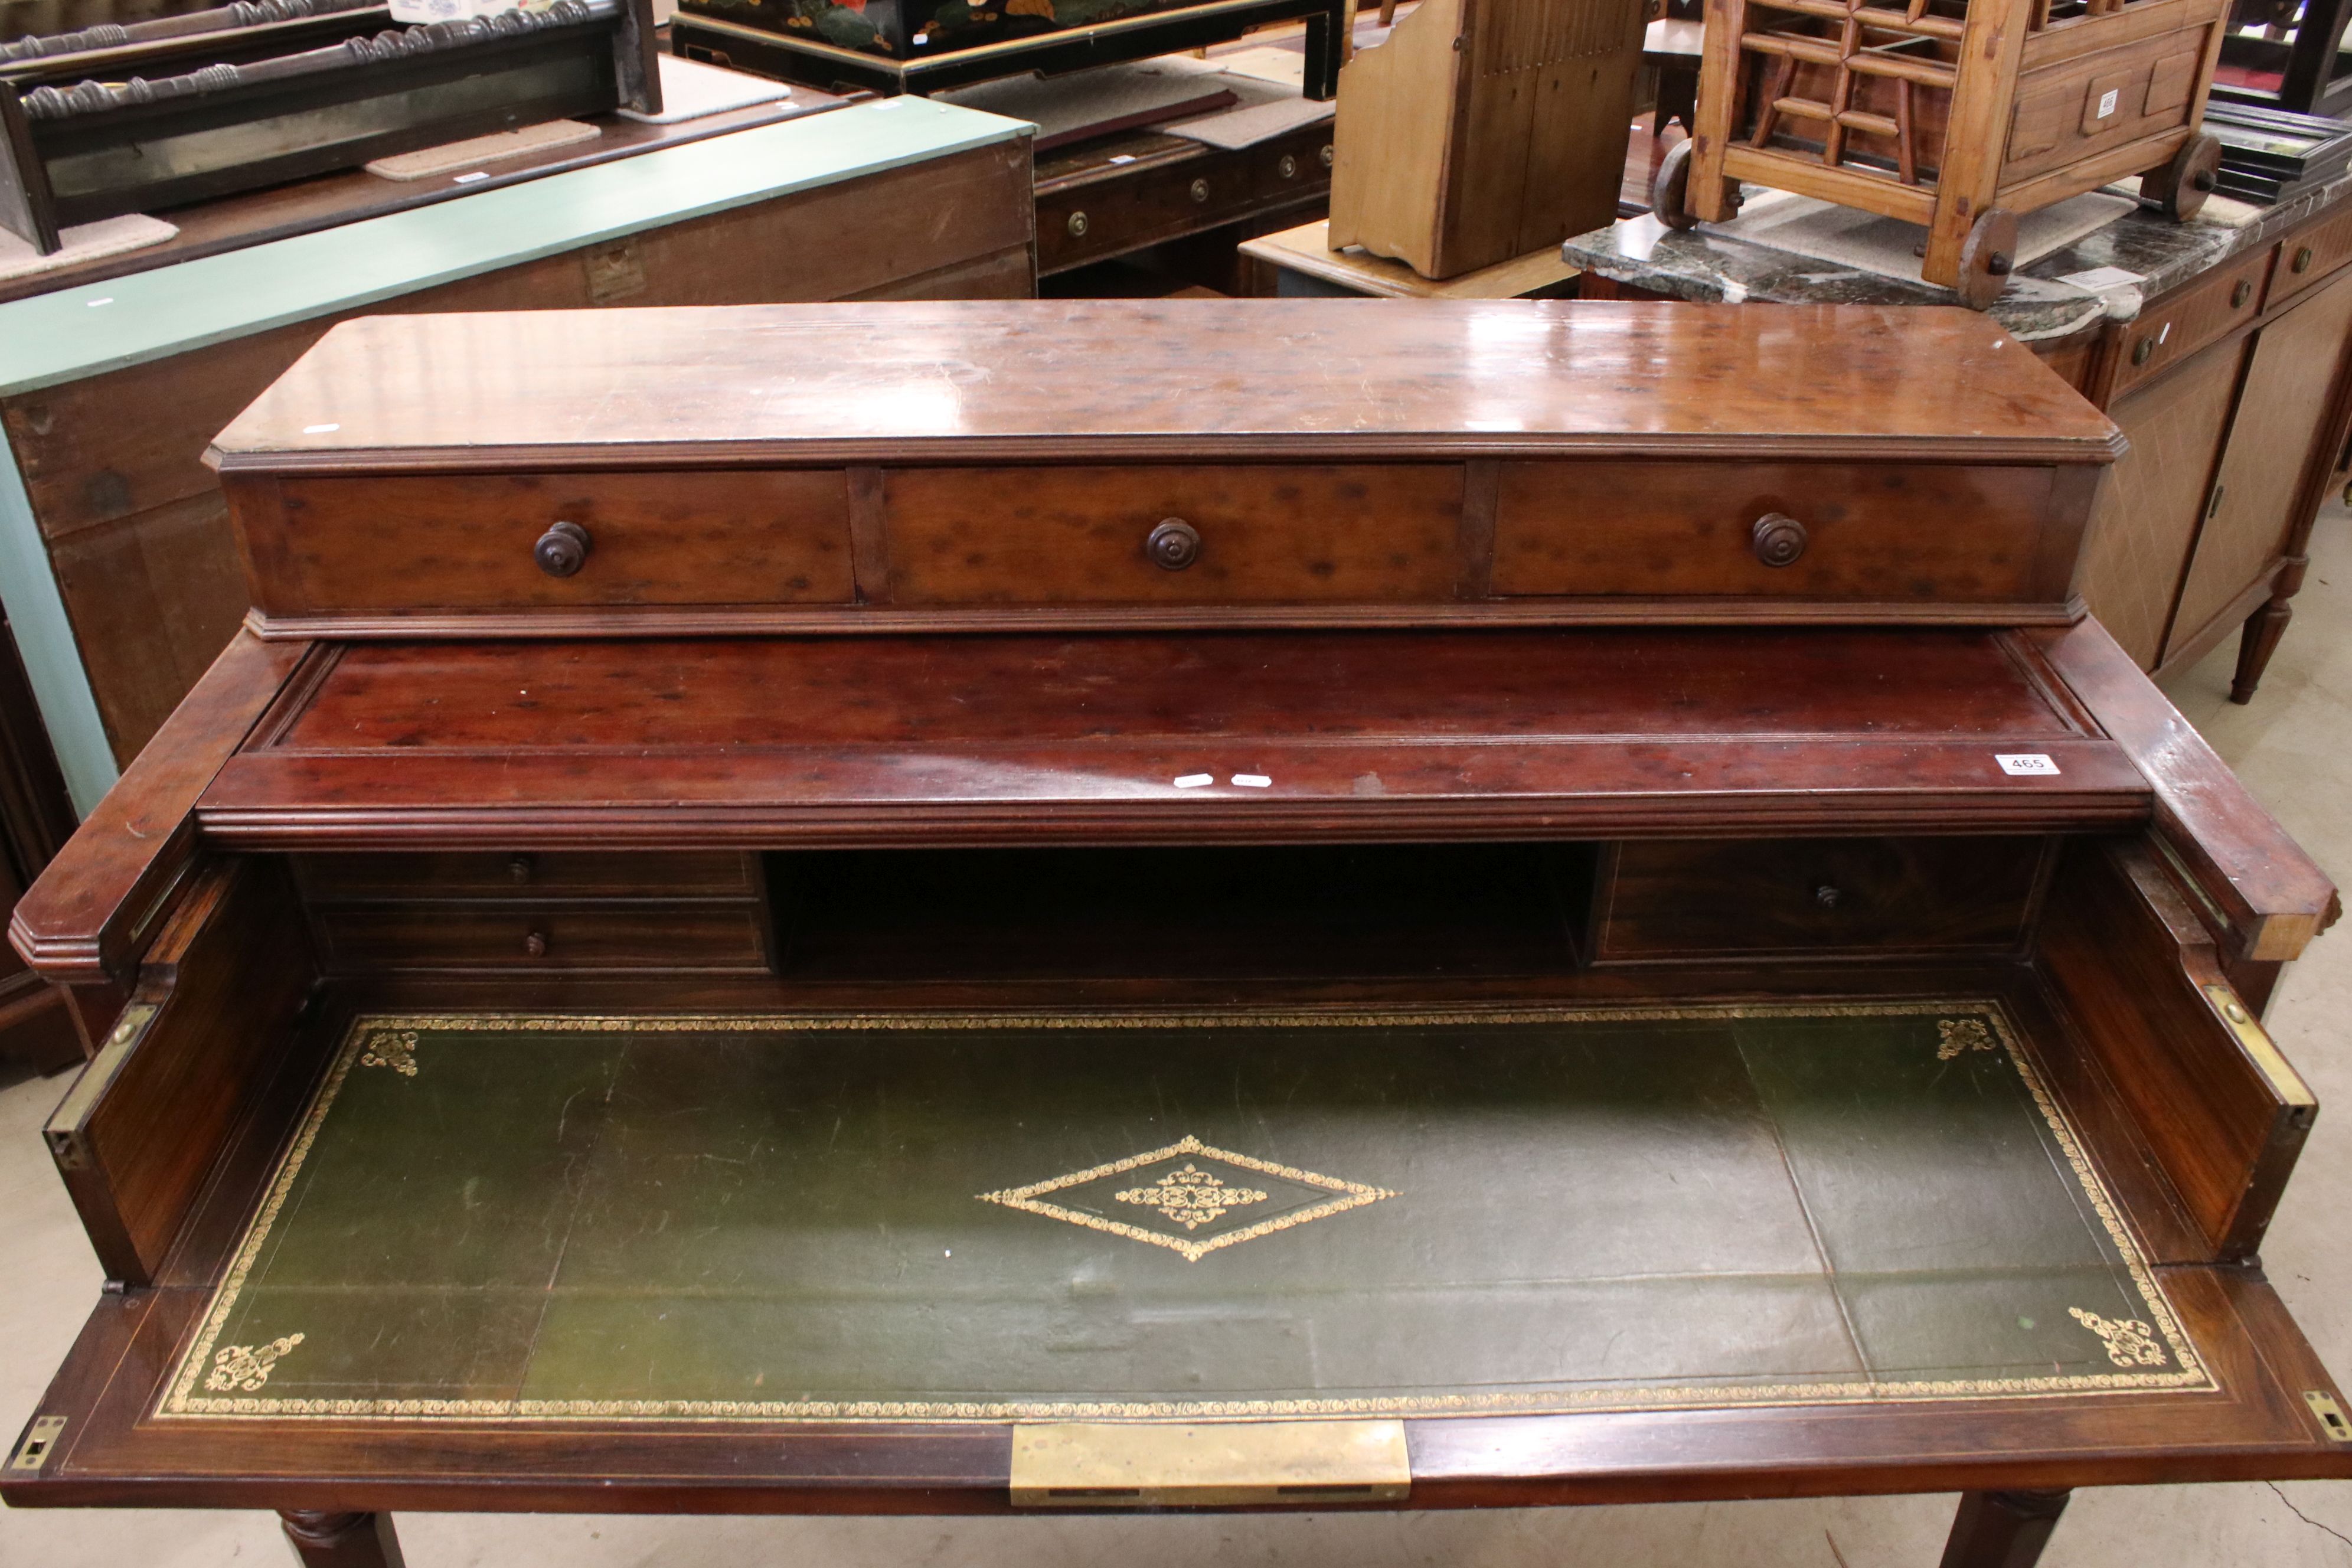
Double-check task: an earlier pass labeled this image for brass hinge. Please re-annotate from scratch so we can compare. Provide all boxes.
[2307,1391,2352,1443]
[1011,1420,1410,1508]
[2201,985,2317,1110]
[8,1416,66,1474]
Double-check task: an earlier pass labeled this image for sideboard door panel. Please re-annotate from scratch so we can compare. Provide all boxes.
[2166,269,2352,663]
[2079,338,2245,668]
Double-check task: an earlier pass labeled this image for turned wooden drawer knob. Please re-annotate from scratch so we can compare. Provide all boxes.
[507,853,534,884]
[1148,518,1201,570]
[1814,884,1843,909]
[523,929,548,958]
[1751,512,1808,567]
[534,520,591,577]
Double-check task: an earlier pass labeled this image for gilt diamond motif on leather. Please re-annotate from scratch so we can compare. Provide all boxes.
[978,1135,1397,1261]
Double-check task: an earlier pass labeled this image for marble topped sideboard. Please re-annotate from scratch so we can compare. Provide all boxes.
[1568,169,2352,701]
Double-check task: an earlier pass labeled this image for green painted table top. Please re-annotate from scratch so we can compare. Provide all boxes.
[0,99,1028,400]
[165,1002,2207,1423]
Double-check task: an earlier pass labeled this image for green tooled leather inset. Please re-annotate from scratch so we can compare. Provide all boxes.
[161,1005,2211,1421]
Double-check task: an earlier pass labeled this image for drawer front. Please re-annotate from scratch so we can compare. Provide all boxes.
[2111,247,2273,397]
[1037,155,1256,274]
[2002,30,2210,183]
[884,464,1464,604]
[250,470,854,613]
[293,850,760,901]
[314,903,773,972]
[1492,462,2057,600]
[2269,204,2352,309]
[1595,837,2048,959]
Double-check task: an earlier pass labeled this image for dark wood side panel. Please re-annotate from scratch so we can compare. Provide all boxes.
[2034,836,2313,1260]
[43,857,318,1285]
[8,631,309,988]
[2033,617,2339,961]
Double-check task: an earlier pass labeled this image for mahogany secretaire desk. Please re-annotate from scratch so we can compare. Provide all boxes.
[4,301,2348,1567]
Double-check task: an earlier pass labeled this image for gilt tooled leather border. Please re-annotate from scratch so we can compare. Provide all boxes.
[157,1002,2216,1422]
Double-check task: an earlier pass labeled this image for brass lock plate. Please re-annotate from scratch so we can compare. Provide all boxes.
[1011,1419,1410,1507]
[9,1416,66,1473]
[2307,1391,2352,1443]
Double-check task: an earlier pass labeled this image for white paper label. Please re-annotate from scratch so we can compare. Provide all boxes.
[1231,774,1272,788]
[2097,89,2119,119]
[1172,773,1214,789]
[2057,265,2143,290]
[1996,753,2060,776]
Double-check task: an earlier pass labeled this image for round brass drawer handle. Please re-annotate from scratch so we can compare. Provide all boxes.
[1277,153,1299,180]
[1190,178,1211,204]
[1750,512,1808,567]
[1148,518,1201,570]
[1319,143,1334,169]
[534,520,590,578]
[1067,210,1090,239]
[2231,278,2253,308]
[2294,245,2315,273]
[523,929,548,958]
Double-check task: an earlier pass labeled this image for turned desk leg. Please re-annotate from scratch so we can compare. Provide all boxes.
[1938,1489,2071,1568]
[2231,589,2297,704]
[281,1510,406,1568]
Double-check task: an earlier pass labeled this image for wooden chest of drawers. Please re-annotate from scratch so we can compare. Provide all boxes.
[7,302,2346,1568]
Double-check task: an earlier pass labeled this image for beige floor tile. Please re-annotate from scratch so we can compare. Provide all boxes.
[4,521,2349,1567]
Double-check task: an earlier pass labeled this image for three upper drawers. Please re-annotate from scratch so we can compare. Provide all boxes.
[207,300,2122,633]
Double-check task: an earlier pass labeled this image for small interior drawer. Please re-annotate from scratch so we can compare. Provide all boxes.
[312,903,774,973]
[2111,248,2273,397]
[883,464,1463,604]
[2270,205,2352,309]
[1490,462,2057,602]
[293,850,760,901]
[247,469,855,613]
[1593,836,2050,959]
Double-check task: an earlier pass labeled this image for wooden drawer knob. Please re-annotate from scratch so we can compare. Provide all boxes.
[534,520,591,578]
[1750,512,1808,567]
[507,853,534,884]
[523,929,548,958]
[1066,210,1089,239]
[1814,884,1843,909]
[1278,153,1299,180]
[1148,518,1201,570]
[1190,178,1211,204]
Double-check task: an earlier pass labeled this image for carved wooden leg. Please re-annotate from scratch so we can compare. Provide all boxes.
[1938,1489,2071,1568]
[2231,594,2295,704]
[280,1511,406,1568]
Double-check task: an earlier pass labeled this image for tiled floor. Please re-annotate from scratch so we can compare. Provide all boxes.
[4,515,2349,1567]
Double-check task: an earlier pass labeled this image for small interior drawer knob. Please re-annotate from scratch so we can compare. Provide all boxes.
[1751,512,1808,567]
[507,853,534,884]
[1814,884,1843,909]
[535,520,592,578]
[1148,518,1202,570]
[523,929,549,958]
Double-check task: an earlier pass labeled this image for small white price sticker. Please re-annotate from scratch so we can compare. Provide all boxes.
[1231,774,1272,788]
[1172,773,1214,789]
[2097,88,2119,118]
[1996,753,2060,776]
